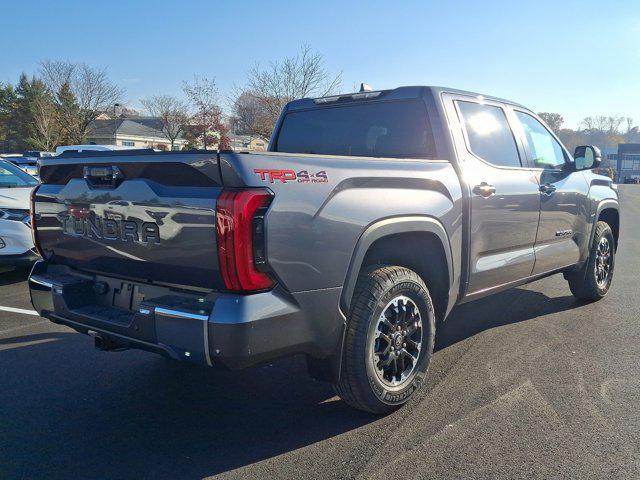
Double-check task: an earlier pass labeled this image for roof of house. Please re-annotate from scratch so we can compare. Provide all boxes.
[88,118,183,140]
[126,117,165,131]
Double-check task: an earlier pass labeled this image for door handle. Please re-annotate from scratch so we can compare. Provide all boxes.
[473,182,496,198]
[540,183,557,195]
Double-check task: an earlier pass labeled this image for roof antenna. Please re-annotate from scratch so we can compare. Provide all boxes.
[359,83,373,92]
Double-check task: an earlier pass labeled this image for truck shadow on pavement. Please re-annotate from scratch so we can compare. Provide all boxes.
[0,287,580,479]
[435,286,579,352]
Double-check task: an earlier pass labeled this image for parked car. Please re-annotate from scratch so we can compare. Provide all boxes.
[2,157,39,179]
[29,86,619,414]
[0,160,39,269]
[54,145,144,156]
[22,150,54,158]
[623,176,640,184]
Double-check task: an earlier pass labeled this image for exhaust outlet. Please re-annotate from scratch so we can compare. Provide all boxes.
[94,335,107,351]
[88,330,107,351]
[88,330,127,352]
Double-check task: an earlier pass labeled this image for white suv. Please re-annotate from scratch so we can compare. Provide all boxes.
[0,160,39,269]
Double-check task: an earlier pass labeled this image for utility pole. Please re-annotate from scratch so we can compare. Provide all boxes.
[113,103,121,145]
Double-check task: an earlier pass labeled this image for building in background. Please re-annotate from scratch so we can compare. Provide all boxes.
[607,144,640,182]
[87,118,188,151]
[227,133,268,152]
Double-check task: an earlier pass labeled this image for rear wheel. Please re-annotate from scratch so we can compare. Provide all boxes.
[334,266,435,414]
[566,221,615,301]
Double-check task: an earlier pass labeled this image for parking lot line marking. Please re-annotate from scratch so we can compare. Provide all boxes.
[0,305,39,316]
[0,337,56,352]
[0,321,48,338]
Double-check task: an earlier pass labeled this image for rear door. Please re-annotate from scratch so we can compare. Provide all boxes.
[511,110,591,274]
[34,153,223,290]
[444,94,541,295]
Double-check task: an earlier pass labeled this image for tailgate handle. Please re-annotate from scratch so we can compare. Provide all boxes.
[83,166,124,188]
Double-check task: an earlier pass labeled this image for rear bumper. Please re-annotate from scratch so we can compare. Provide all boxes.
[29,261,344,372]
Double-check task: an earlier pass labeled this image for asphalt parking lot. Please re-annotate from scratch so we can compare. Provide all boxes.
[1,185,639,480]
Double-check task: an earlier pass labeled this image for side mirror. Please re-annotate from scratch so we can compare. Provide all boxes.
[573,145,602,170]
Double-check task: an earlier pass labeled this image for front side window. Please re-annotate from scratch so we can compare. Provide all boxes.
[515,111,567,169]
[275,100,436,159]
[0,161,38,187]
[457,101,521,168]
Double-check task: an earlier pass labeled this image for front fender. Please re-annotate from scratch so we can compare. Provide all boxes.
[586,172,619,255]
[590,199,620,245]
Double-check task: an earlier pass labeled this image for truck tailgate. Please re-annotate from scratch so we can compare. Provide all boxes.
[34,152,224,291]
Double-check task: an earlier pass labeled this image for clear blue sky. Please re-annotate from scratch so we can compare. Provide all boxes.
[1,0,638,128]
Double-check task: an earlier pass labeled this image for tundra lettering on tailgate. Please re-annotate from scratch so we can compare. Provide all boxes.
[60,212,161,245]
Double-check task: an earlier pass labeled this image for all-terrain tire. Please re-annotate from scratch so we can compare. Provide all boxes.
[334,266,435,414]
[566,221,615,301]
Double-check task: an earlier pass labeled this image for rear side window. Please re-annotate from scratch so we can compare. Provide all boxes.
[275,100,436,159]
[457,101,521,168]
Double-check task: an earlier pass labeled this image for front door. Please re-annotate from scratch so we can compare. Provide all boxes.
[511,110,591,274]
[445,95,541,296]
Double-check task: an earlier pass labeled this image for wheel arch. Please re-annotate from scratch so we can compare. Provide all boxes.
[340,216,453,321]
[593,201,620,251]
[598,206,619,250]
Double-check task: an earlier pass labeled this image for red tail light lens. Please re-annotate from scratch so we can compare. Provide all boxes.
[216,189,274,292]
[30,185,44,258]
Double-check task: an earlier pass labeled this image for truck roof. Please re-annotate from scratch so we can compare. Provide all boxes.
[286,86,527,111]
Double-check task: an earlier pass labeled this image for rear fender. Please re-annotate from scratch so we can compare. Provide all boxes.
[340,216,453,314]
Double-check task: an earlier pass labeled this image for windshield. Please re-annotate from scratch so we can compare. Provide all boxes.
[275,100,436,159]
[0,161,39,187]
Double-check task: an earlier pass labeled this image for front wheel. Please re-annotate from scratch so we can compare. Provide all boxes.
[334,266,435,414]
[566,221,615,301]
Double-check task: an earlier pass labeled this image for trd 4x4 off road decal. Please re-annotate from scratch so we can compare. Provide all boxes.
[254,169,328,184]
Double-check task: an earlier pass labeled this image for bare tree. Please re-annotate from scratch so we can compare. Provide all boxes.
[581,115,624,135]
[232,45,341,138]
[31,97,61,151]
[231,91,272,137]
[40,60,123,144]
[182,76,229,150]
[580,116,596,131]
[141,95,189,150]
[605,116,625,135]
[625,117,634,134]
[40,60,74,94]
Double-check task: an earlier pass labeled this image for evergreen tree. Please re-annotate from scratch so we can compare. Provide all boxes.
[13,74,53,151]
[0,83,19,153]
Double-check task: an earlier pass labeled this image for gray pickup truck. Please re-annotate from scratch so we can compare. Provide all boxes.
[29,86,619,413]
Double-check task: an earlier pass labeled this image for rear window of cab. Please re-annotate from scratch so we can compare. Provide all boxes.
[274,100,436,159]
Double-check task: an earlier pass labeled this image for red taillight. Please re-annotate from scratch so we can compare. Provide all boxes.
[216,189,274,292]
[30,185,44,258]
